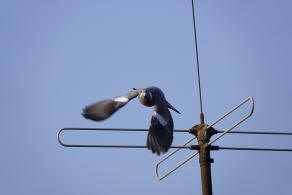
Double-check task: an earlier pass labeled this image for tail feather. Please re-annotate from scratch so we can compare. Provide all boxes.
[147,134,161,155]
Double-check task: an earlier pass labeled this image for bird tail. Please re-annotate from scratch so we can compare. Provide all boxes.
[147,128,173,155]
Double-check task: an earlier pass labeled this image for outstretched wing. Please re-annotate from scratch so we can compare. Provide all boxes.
[82,89,140,121]
[147,110,174,155]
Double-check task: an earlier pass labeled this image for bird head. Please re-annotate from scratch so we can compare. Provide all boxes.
[138,90,154,107]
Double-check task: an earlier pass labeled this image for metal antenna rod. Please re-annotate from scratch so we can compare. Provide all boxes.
[191,0,204,124]
[191,1,211,194]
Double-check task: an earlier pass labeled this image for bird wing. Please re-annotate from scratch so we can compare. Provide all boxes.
[147,109,174,155]
[82,89,140,121]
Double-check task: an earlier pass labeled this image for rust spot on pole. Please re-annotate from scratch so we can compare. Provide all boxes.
[200,113,205,124]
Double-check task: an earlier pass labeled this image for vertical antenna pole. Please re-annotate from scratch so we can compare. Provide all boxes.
[191,124,216,195]
[199,142,213,195]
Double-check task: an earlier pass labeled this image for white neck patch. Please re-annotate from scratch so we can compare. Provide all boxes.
[113,96,128,103]
[153,111,168,126]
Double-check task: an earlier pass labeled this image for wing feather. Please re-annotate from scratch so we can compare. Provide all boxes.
[82,89,139,121]
[146,110,174,155]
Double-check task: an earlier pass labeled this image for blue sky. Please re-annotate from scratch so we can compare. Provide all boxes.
[1,0,292,194]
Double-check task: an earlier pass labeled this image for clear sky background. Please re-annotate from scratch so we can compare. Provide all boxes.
[1,0,292,195]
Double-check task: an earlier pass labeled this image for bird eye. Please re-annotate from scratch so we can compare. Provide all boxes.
[146,91,153,100]
[138,90,154,107]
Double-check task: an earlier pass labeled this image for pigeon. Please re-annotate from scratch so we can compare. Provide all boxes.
[82,86,180,155]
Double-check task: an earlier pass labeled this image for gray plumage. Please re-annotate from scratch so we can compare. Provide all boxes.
[82,86,180,155]
[82,89,140,121]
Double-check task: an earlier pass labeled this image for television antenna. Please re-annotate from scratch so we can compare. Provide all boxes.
[57,1,292,195]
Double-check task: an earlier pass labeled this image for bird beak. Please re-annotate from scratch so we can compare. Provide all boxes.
[167,101,181,114]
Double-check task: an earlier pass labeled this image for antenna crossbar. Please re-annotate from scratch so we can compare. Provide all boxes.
[57,126,292,149]
[58,127,292,136]
[57,127,189,148]
[189,145,292,152]
[218,147,292,152]
[155,96,254,181]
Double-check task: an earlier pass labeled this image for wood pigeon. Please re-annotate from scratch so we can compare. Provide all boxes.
[82,86,180,155]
